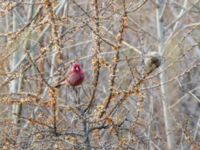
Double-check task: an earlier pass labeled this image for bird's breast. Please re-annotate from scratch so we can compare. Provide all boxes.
[67,72,84,86]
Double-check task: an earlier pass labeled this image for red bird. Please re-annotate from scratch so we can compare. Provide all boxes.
[55,63,84,87]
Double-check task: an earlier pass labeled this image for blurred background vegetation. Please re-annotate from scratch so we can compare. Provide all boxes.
[0,0,200,149]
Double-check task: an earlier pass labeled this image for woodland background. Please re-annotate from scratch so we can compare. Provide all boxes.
[0,0,200,150]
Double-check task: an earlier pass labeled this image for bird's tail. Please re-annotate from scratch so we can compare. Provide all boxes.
[54,80,66,88]
[54,84,61,88]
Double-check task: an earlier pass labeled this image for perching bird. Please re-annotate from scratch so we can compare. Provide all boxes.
[55,63,84,88]
[144,51,162,74]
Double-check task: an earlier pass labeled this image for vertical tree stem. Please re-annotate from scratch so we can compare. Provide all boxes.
[156,0,176,149]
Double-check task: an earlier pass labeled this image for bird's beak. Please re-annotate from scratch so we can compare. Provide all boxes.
[75,67,79,71]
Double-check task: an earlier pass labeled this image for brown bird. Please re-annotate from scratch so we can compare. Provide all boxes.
[144,51,162,74]
[55,63,84,88]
